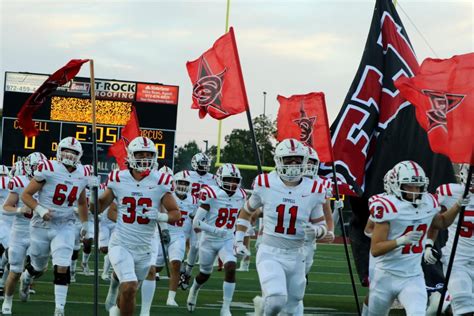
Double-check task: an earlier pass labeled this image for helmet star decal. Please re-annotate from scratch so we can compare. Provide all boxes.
[192,56,229,119]
[421,89,465,132]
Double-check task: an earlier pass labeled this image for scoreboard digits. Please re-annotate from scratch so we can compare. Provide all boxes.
[1,72,179,176]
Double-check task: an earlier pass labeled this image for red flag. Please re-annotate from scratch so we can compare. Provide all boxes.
[395,53,474,164]
[18,59,89,137]
[108,107,141,170]
[186,27,247,120]
[276,92,333,162]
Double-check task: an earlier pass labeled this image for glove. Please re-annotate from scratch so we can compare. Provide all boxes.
[212,227,228,238]
[143,207,169,223]
[334,199,344,210]
[234,241,250,257]
[457,196,471,207]
[80,221,89,239]
[396,230,423,246]
[161,229,171,245]
[87,175,100,188]
[16,205,31,214]
[304,223,328,241]
[423,239,439,265]
[320,230,335,243]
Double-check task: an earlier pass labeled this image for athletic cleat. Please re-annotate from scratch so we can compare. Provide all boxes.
[2,301,12,315]
[186,287,198,312]
[19,272,31,302]
[166,298,179,307]
[70,271,76,283]
[81,262,91,276]
[220,306,232,316]
[236,261,249,272]
[109,305,120,316]
[179,272,191,291]
[253,295,264,316]
[101,272,110,281]
[28,284,36,295]
[54,307,65,316]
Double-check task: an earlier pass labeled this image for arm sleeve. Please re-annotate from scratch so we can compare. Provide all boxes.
[192,206,216,233]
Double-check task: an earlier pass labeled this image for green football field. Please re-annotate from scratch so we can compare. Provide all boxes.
[6,243,407,315]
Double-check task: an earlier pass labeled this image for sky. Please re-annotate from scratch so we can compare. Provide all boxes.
[1,0,472,152]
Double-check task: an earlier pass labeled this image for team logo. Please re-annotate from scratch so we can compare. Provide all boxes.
[422,90,465,132]
[192,57,228,117]
[293,101,316,147]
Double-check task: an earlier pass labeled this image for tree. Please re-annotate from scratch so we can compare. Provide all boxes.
[173,140,201,172]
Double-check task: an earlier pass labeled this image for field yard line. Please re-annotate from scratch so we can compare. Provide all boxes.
[33,281,365,297]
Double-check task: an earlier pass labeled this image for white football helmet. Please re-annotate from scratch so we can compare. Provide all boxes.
[216,163,242,193]
[389,161,429,204]
[10,161,25,177]
[57,137,83,167]
[127,137,157,172]
[0,165,9,177]
[274,138,308,183]
[173,171,191,195]
[458,164,473,190]
[303,146,320,179]
[191,153,211,173]
[159,165,173,175]
[383,168,394,194]
[24,152,47,177]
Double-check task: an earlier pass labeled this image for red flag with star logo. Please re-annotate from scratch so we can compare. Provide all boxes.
[276,92,333,162]
[186,27,247,120]
[395,53,474,164]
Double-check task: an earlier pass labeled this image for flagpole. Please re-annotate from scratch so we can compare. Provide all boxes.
[322,97,361,315]
[437,161,473,315]
[89,59,100,316]
[216,0,231,166]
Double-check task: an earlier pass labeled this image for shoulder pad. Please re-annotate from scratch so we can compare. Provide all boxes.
[255,173,270,188]
[107,170,121,183]
[369,196,398,222]
[157,172,173,186]
[38,160,55,173]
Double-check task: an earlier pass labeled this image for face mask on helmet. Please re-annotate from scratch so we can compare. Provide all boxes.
[173,171,190,195]
[191,153,211,173]
[216,164,242,193]
[127,137,157,173]
[57,137,83,167]
[0,165,9,177]
[274,139,308,183]
[383,169,394,194]
[24,152,47,177]
[10,161,25,177]
[303,146,320,179]
[390,161,429,205]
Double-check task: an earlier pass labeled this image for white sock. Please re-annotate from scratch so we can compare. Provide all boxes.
[54,284,68,309]
[140,280,156,315]
[167,290,176,301]
[71,260,77,274]
[4,294,13,306]
[103,255,111,275]
[295,300,304,314]
[362,303,369,316]
[187,246,198,268]
[82,252,91,264]
[222,281,235,308]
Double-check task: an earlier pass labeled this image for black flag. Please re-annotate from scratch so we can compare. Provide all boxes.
[320,0,455,282]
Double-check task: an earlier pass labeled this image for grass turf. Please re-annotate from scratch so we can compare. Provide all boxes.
[6,243,408,315]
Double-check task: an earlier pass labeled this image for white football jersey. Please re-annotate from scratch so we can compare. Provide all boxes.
[32,160,89,227]
[8,175,33,230]
[369,193,440,277]
[107,169,172,254]
[437,183,474,262]
[199,184,246,242]
[169,192,198,236]
[184,170,216,197]
[250,171,327,248]
[0,175,13,226]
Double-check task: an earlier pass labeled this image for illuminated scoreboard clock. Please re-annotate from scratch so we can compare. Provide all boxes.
[1,72,179,176]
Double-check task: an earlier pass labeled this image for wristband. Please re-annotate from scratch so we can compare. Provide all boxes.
[235,230,246,243]
[236,218,250,229]
[34,204,49,217]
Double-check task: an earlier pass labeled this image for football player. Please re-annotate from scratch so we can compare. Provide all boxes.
[98,182,116,281]
[20,137,90,316]
[181,153,217,289]
[187,163,246,316]
[96,137,180,316]
[368,160,468,315]
[1,152,45,315]
[164,171,198,306]
[424,164,474,315]
[0,164,11,296]
[235,138,329,316]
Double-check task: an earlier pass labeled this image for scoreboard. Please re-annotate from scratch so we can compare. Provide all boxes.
[1,72,179,176]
